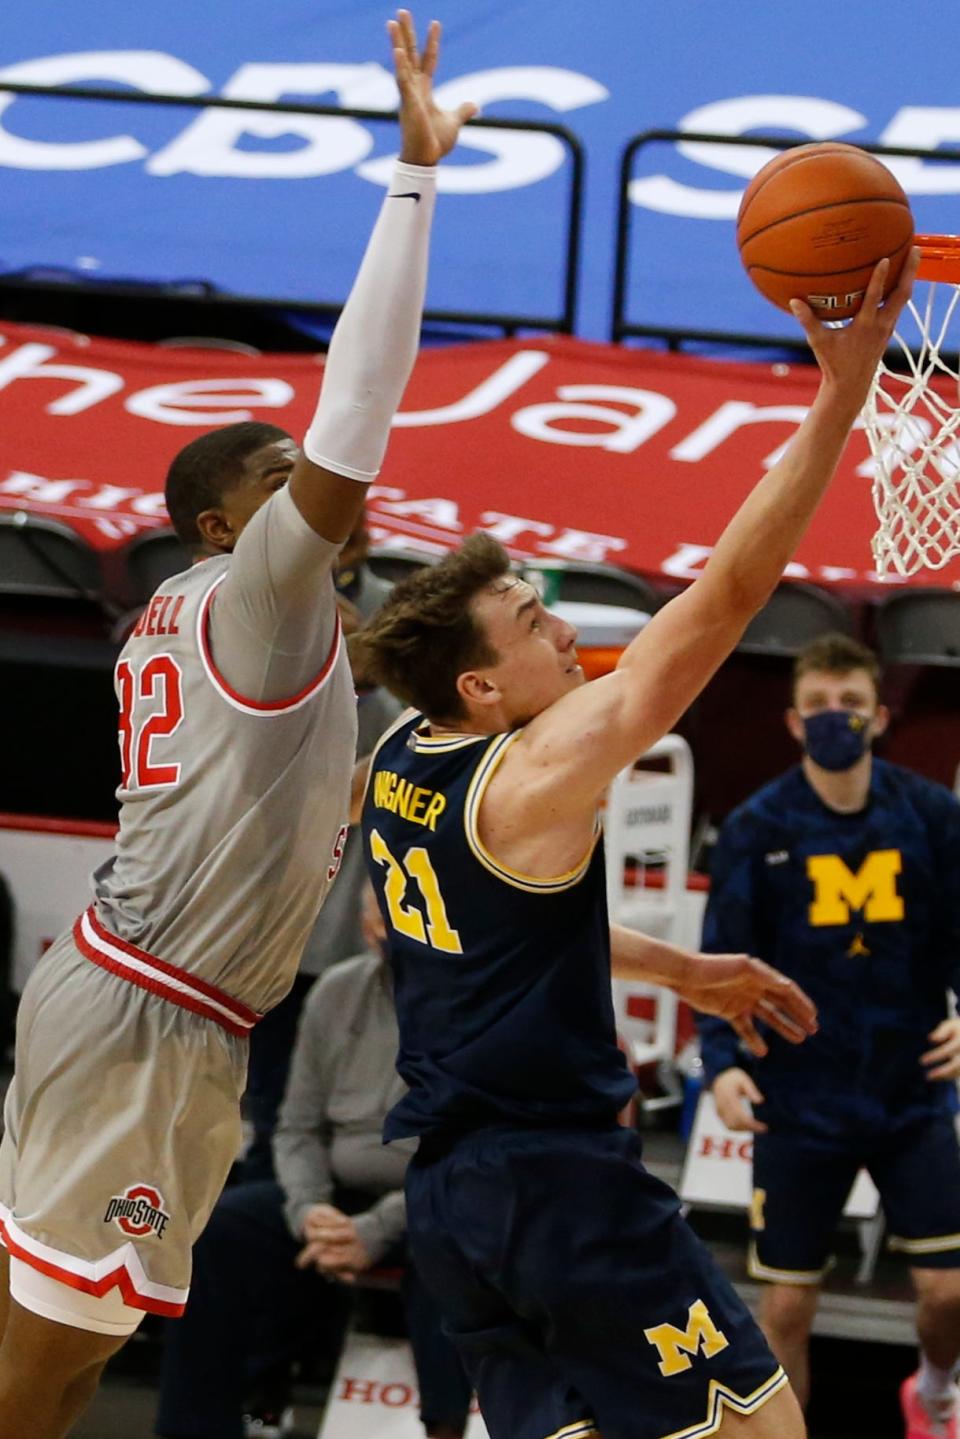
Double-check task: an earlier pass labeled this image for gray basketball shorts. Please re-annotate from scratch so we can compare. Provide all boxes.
[0,907,257,1330]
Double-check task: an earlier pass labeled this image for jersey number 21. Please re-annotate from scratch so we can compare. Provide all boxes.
[369,829,462,954]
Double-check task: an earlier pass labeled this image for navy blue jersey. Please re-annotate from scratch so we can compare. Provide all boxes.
[361,713,636,1141]
[698,760,960,1119]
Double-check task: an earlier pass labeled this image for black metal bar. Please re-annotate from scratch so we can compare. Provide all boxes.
[562,142,585,334]
[0,81,584,337]
[612,130,960,349]
[0,272,565,336]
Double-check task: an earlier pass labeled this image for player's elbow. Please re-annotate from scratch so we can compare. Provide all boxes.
[698,566,778,631]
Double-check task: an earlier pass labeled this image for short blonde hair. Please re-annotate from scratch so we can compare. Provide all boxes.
[792,633,881,700]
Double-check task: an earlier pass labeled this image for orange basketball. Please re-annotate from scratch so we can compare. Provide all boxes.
[736,141,914,319]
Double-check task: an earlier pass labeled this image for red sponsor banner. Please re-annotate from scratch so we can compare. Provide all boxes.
[0,321,956,589]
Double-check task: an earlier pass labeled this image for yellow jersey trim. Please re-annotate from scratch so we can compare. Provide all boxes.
[464,730,600,894]
[747,1243,831,1286]
[888,1231,960,1255]
[409,723,489,754]
[654,1366,788,1439]
[540,1422,599,1439]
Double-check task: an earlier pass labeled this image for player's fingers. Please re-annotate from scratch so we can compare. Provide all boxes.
[387,21,412,89]
[455,101,479,125]
[928,1019,956,1043]
[732,1014,768,1058]
[397,9,420,67]
[789,296,818,337]
[861,256,890,313]
[739,1073,766,1106]
[421,18,441,76]
[887,245,921,312]
[757,973,818,1033]
[755,997,812,1045]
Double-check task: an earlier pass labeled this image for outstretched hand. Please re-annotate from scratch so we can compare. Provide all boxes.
[389,10,477,166]
[789,246,921,410]
[680,953,817,1058]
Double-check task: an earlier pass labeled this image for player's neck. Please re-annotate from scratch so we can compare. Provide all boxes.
[426,702,512,738]
[427,717,501,738]
[801,752,873,814]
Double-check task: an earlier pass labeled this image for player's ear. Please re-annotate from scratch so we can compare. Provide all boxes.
[196,506,236,552]
[872,703,890,739]
[784,707,805,744]
[457,669,500,709]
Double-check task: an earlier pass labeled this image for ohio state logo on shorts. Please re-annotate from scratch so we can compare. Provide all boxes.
[103,1183,170,1240]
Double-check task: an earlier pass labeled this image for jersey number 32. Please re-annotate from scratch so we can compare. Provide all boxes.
[117,655,184,790]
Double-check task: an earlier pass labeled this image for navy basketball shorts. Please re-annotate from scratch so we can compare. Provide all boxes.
[750,1110,960,1284]
[406,1125,786,1439]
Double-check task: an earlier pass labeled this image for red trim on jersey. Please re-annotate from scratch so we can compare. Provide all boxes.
[0,1215,185,1317]
[198,575,343,713]
[74,906,261,1038]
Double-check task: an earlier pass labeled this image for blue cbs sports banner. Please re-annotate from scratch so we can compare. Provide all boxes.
[0,0,957,342]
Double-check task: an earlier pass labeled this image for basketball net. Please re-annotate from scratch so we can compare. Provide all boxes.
[862,235,960,578]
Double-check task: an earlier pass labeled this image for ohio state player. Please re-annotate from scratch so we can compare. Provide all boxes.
[0,15,475,1439]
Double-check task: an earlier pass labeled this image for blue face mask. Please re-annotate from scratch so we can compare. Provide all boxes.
[801,709,871,772]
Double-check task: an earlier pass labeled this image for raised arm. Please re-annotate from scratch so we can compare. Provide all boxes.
[511,251,919,817]
[208,13,475,700]
[289,11,476,544]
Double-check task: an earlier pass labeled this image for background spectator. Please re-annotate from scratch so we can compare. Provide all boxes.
[696,634,960,1438]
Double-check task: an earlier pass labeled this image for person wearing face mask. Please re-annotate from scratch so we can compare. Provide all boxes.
[696,633,960,1439]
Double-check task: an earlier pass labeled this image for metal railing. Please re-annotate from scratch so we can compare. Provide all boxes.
[613,130,960,352]
[0,82,585,337]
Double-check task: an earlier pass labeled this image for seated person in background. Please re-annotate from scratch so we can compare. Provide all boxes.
[696,634,960,1439]
[240,518,402,1180]
[155,883,471,1439]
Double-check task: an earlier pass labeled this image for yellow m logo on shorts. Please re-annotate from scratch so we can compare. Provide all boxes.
[806,850,904,926]
[643,1298,730,1377]
[750,1188,767,1233]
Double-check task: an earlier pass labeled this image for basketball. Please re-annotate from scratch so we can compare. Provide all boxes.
[737,142,914,319]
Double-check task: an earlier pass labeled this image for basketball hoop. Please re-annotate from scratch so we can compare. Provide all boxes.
[863,234,960,578]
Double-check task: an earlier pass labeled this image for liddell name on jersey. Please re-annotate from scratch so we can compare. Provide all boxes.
[130,593,185,640]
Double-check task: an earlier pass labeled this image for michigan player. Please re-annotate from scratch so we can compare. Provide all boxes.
[0,15,476,1439]
[699,634,960,1439]
[354,254,918,1439]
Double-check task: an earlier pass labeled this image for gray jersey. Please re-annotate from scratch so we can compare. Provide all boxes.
[92,485,358,1015]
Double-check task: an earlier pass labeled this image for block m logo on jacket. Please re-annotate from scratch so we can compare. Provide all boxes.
[806,850,904,927]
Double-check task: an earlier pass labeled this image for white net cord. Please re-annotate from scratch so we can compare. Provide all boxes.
[863,279,960,577]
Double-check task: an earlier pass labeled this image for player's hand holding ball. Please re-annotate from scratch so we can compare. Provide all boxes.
[737,141,920,411]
